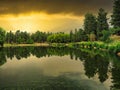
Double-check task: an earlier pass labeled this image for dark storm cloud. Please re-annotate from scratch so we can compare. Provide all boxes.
[0,0,113,16]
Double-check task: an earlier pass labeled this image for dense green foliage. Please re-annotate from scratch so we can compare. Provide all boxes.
[4,29,89,44]
[101,30,111,43]
[110,27,120,35]
[111,0,120,28]
[69,29,88,42]
[31,31,50,43]
[47,33,70,43]
[5,30,50,44]
[6,30,31,44]
[97,8,109,40]
[70,41,120,54]
[0,27,6,47]
[84,13,97,36]
[6,31,14,44]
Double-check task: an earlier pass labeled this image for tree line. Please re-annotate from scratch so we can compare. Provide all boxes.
[5,30,52,44]
[0,0,120,46]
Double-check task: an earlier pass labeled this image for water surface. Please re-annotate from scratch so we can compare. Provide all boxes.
[0,47,120,90]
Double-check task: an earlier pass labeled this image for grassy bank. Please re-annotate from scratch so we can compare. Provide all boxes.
[2,41,120,56]
[2,43,67,47]
[4,43,49,47]
[68,41,120,55]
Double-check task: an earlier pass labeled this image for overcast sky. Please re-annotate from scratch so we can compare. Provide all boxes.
[0,0,113,33]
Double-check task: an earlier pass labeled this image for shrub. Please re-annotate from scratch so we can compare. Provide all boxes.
[114,44,120,53]
[26,38,34,44]
[101,30,111,43]
[108,45,116,53]
[110,27,120,35]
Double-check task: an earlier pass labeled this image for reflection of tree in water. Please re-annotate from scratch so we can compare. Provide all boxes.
[31,46,47,58]
[111,63,120,90]
[0,47,6,66]
[5,47,14,60]
[5,47,32,60]
[15,47,32,59]
[1,46,120,89]
[84,54,97,78]
[95,54,109,83]
[77,49,120,89]
[76,50,109,83]
[47,47,70,57]
[4,46,70,60]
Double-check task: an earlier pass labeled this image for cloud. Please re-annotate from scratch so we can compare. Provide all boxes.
[0,0,113,16]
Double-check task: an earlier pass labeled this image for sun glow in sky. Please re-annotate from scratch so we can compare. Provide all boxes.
[0,0,112,33]
[0,13,83,33]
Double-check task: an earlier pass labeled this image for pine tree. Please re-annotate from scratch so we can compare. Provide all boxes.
[70,30,74,42]
[97,8,109,39]
[84,13,97,38]
[111,0,120,28]
[0,27,6,47]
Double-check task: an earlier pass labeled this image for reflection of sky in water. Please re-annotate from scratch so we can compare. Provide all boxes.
[0,55,110,90]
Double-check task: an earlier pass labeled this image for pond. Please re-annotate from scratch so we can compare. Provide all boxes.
[0,46,120,90]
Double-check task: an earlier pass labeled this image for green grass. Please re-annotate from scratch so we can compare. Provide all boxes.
[3,40,120,55]
[69,41,120,55]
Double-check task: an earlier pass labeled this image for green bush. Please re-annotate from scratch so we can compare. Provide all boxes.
[114,44,120,53]
[108,45,116,53]
[26,38,34,44]
[47,33,70,43]
[101,30,111,43]
[110,27,120,35]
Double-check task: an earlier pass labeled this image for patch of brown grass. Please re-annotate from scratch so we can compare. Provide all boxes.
[110,35,120,41]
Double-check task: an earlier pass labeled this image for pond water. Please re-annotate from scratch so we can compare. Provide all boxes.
[0,46,120,90]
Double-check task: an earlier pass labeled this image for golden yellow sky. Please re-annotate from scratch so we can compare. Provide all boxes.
[0,13,84,33]
[0,0,112,33]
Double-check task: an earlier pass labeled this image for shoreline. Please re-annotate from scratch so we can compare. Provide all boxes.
[2,42,120,56]
[4,43,50,47]
[3,43,69,47]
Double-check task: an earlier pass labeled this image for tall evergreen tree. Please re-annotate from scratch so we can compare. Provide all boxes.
[74,28,78,42]
[5,31,14,44]
[111,0,120,28]
[70,30,74,42]
[97,8,109,39]
[84,13,97,40]
[78,29,88,41]
[0,27,6,47]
